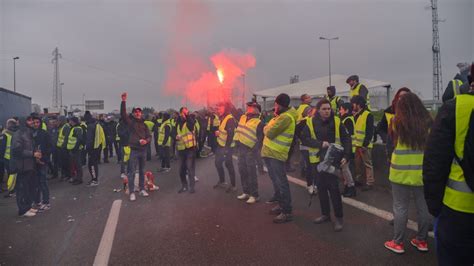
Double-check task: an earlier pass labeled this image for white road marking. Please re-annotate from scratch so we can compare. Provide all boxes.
[232,155,434,238]
[93,200,122,266]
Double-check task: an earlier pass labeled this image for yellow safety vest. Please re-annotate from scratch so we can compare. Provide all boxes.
[451,79,463,96]
[94,123,106,150]
[385,112,395,131]
[176,122,196,151]
[443,94,474,213]
[144,121,154,132]
[57,124,69,148]
[307,116,341,163]
[67,126,83,150]
[342,115,356,153]
[350,83,371,110]
[389,142,424,186]
[296,103,310,122]
[354,110,373,148]
[234,114,261,149]
[123,146,131,162]
[262,112,295,160]
[207,117,211,131]
[217,114,235,148]
[326,96,341,114]
[4,132,12,160]
[158,120,172,147]
[212,115,220,127]
[42,122,47,131]
[115,123,120,141]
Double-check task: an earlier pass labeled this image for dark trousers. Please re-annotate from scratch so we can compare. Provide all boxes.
[59,148,70,178]
[69,151,83,182]
[436,206,474,266]
[0,161,4,187]
[317,168,343,218]
[29,166,40,205]
[237,145,259,197]
[215,146,236,186]
[300,150,312,186]
[128,149,146,192]
[154,132,160,156]
[34,165,49,204]
[264,157,292,214]
[50,147,59,178]
[160,146,171,168]
[16,170,34,215]
[103,139,114,162]
[207,131,217,153]
[116,142,123,162]
[146,143,152,161]
[179,148,196,188]
[87,148,100,181]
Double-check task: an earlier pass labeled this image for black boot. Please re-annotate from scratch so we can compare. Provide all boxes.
[343,186,357,197]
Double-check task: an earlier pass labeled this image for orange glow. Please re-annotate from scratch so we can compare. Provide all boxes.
[217,69,224,84]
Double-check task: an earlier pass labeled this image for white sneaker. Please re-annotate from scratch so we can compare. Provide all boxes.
[237,193,249,200]
[246,196,259,204]
[139,190,149,197]
[194,176,199,182]
[29,208,39,213]
[307,185,318,195]
[120,173,126,179]
[22,210,36,217]
[130,193,136,201]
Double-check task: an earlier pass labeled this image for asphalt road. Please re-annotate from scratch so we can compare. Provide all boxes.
[0,152,438,265]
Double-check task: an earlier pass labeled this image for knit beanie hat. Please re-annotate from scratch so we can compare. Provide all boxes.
[275,93,290,108]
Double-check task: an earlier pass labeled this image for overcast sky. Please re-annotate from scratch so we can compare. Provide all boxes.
[0,0,472,111]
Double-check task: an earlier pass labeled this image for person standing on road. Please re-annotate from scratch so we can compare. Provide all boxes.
[11,116,41,217]
[84,111,106,186]
[213,102,237,192]
[67,117,84,185]
[176,107,197,194]
[158,112,172,172]
[347,75,371,110]
[423,71,474,265]
[235,101,264,204]
[144,116,155,161]
[296,94,315,195]
[120,92,152,201]
[116,118,131,179]
[325,86,343,115]
[339,103,356,197]
[32,115,52,211]
[301,99,351,231]
[262,93,297,223]
[0,119,19,197]
[383,92,433,254]
[351,95,375,191]
[46,116,60,179]
[57,116,70,181]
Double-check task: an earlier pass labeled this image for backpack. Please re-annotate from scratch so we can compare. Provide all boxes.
[454,109,474,191]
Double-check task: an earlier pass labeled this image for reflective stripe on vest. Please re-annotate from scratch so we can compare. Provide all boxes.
[234,114,260,149]
[217,114,235,148]
[158,120,172,147]
[177,122,196,151]
[452,79,463,96]
[354,110,373,148]
[307,116,341,163]
[263,112,295,160]
[443,94,474,213]
[67,126,83,150]
[4,132,12,160]
[389,143,424,186]
[350,83,371,110]
[296,104,309,122]
[342,115,356,153]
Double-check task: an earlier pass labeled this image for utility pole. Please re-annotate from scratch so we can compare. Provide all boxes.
[241,74,246,109]
[13,57,19,92]
[51,47,62,108]
[431,0,443,101]
[319,36,339,87]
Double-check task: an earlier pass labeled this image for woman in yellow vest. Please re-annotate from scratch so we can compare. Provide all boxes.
[214,102,237,192]
[383,92,433,254]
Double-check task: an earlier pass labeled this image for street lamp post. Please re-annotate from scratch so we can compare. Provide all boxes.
[319,36,339,86]
[13,57,19,92]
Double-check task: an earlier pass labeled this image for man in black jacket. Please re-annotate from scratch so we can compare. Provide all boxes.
[84,111,105,186]
[116,118,130,178]
[301,99,351,232]
[121,92,152,201]
[11,116,41,217]
[442,62,471,103]
[32,116,52,210]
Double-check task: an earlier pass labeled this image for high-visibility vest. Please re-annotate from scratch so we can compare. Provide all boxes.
[263,112,295,160]
[176,122,196,151]
[389,142,424,186]
[115,123,120,141]
[57,124,69,148]
[326,96,341,114]
[207,117,211,131]
[212,115,220,127]
[296,103,310,122]
[158,120,172,147]
[94,123,106,150]
[42,121,47,131]
[234,114,261,149]
[342,115,356,153]
[350,83,371,110]
[354,110,373,148]
[385,112,395,131]
[67,126,83,150]
[451,79,463,96]
[123,146,131,162]
[217,114,235,148]
[195,120,201,133]
[144,121,154,132]
[443,94,474,213]
[4,132,12,160]
[170,118,176,128]
[307,116,341,163]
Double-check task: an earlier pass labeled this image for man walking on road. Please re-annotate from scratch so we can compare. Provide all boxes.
[262,93,297,223]
[67,117,84,185]
[84,111,106,186]
[214,102,237,192]
[176,107,197,193]
[120,92,152,201]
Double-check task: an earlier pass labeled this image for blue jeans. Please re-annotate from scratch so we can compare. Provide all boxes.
[264,157,292,214]
[128,149,146,192]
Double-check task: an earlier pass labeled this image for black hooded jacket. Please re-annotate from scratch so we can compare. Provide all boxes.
[121,101,151,151]
[10,121,35,173]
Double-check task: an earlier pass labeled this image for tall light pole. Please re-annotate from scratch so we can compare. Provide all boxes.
[319,36,339,86]
[13,57,19,92]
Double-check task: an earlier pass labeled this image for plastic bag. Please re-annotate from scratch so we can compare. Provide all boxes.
[317,144,344,175]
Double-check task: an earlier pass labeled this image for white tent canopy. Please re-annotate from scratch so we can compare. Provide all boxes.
[253,74,391,99]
